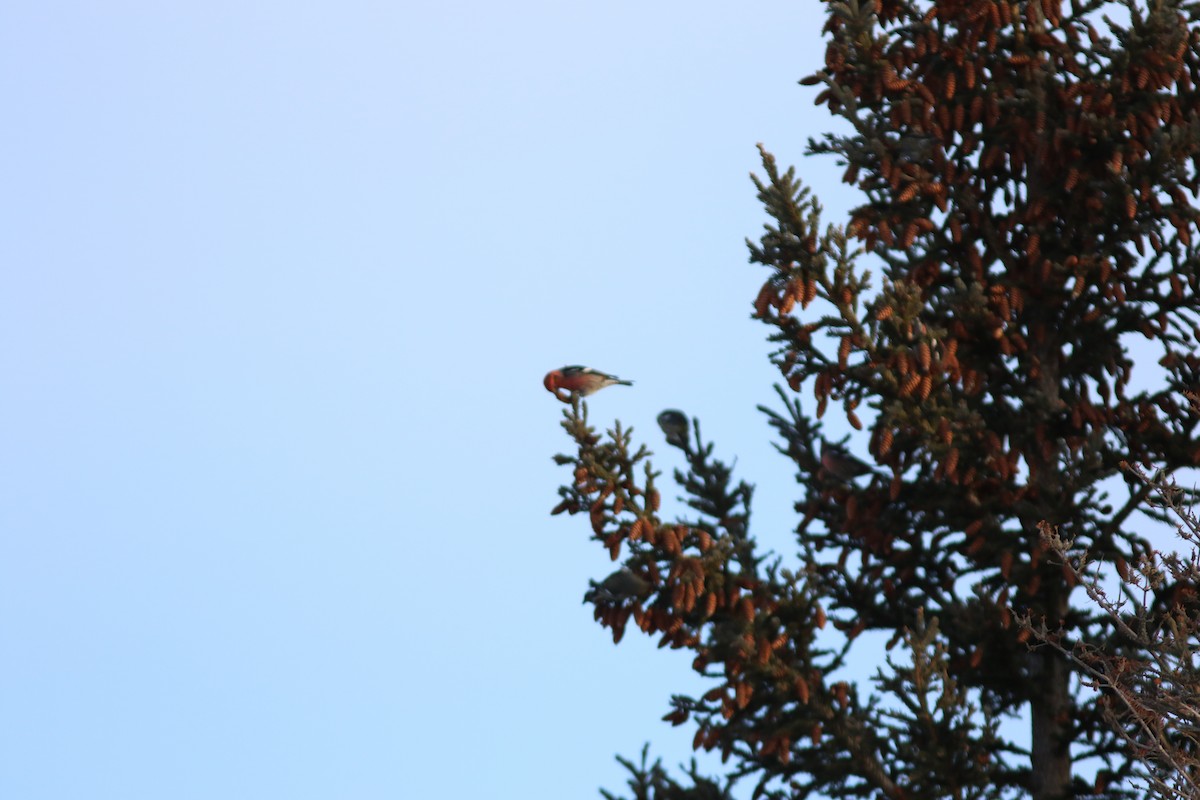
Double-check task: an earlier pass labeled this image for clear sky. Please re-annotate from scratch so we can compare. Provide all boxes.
[0,2,849,797]
[3,3,1180,799]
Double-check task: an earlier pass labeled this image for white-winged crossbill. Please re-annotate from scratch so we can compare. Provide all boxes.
[583,567,651,604]
[656,409,690,449]
[820,441,874,481]
[544,365,633,402]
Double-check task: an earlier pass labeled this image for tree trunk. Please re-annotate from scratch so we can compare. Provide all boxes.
[1029,624,1072,799]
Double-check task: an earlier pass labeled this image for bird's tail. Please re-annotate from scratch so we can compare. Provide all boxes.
[617,379,634,386]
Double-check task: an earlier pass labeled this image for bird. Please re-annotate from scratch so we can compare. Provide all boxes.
[543,365,633,402]
[583,567,651,604]
[657,409,690,449]
[820,441,874,481]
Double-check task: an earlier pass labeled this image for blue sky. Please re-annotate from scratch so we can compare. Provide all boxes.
[0,2,848,797]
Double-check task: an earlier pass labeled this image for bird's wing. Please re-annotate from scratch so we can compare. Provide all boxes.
[562,365,615,378]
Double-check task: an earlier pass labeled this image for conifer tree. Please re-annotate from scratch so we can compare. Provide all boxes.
[551,1,1200,797]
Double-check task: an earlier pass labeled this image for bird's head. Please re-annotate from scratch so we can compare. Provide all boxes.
[543,370,562,393]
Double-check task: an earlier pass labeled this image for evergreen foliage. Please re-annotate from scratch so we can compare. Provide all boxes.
[551,1,1200,797]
